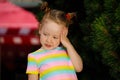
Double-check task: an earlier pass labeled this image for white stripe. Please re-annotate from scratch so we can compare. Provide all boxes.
[30,37,39,45]
[19,28,30,35]
[0,37,4,43]
[13,37,22,44]
[0,28,8,35]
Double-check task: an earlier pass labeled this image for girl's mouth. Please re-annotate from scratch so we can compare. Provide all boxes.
[45,44,52,48]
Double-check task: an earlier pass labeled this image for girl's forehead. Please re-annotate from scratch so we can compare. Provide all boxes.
[42,20,64,31]
[43,28,62,37]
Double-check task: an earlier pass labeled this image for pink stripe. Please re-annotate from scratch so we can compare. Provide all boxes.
[26,66,38,71]
[46,61,70,67]
[46,60,73,67]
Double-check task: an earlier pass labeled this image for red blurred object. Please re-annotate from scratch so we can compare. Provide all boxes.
[0,1,39,29]
[0,0,7,2]
[0,35,40,45]
[0,1,40,76]
[0,1,40,45]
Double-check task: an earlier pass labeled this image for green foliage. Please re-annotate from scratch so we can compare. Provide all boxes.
[84,0,103,22]
[115,4,120,21]
[82,0,120,79]
[91,15,120,80]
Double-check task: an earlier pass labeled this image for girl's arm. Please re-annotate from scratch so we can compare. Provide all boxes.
[65,43,83,72]
[61,27,83,72]
[28,74,38,80]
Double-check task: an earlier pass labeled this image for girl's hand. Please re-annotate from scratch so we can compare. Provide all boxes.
[61,27,83,72]
[61,27,71,48]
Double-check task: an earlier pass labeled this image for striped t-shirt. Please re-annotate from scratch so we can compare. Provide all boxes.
[26,46,78,80]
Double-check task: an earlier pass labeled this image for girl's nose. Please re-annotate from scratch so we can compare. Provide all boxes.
[46,37,52,43]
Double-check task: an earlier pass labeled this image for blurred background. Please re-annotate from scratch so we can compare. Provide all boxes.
[0,0,120,80]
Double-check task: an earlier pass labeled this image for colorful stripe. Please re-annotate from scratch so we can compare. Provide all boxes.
[40,65,74,78]
[41,70,75,80]
[44,74,76,80]
[26,47,77,80]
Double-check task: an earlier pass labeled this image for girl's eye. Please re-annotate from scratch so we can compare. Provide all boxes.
[53,36,58,39]
[43,33,48,36]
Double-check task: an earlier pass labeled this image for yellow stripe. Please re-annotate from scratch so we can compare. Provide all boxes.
[37,53,68,63]
[41,65,74,77]
[28,56,35,62]
[26,71,39,74]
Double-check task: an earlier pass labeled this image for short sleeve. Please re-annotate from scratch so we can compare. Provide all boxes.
[26,54,39,74]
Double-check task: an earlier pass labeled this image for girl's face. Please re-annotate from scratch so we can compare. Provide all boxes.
[39,20,64,50]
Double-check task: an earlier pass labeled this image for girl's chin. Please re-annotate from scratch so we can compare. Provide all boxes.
[42,46,57,50]
[43,46,54,50]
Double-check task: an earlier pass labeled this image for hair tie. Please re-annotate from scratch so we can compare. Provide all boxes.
[66,12,76,21]
[66,13,71,21]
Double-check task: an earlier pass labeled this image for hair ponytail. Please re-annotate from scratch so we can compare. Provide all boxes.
[40,1,50,13]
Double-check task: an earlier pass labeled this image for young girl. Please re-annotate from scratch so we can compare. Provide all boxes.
[26,9,83,80]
